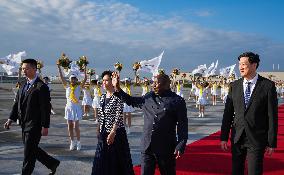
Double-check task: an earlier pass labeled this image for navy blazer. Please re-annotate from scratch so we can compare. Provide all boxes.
[9,77,51,132]
[115,89,188,155]
[220,75,278,148]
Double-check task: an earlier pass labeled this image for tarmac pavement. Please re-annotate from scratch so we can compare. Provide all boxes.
[0,83,225,175]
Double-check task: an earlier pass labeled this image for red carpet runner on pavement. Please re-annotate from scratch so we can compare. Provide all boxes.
[134,104,284,175]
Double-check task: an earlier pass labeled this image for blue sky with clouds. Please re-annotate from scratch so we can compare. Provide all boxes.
[0,0,283,77]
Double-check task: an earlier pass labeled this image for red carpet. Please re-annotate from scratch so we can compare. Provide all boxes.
[134,104,284,175]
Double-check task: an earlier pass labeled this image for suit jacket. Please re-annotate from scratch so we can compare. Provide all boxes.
[97,94,124,133]
[220,75,278,148]
[9,77,51,132]
[115,89,188,155]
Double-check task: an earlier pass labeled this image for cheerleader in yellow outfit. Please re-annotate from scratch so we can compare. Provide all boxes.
[210,81,219,106]
[141,78,150,96]
[194,81,200,108]
[58,64,87,151]
[122,78,134,134]
[176,80,184,98]
[222,83,230,103]
[82,84,92,117]
[90,79,102,123]
[196,81,209,117]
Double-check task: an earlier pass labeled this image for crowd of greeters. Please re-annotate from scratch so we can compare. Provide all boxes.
[3,51,281,175]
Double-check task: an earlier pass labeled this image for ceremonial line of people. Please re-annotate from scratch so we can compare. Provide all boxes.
[3,51,281,175]
[10,61,284,152]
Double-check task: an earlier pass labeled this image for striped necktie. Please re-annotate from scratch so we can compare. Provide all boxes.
[244,82,251,108]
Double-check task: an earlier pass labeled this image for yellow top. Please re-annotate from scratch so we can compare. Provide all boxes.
[97,86,102,96]
[143,85,149,93]
[177,83,181,92]
[70,84,79,103]
[126,84,131,95]
[199,87,203,97]
[213,84,217,90]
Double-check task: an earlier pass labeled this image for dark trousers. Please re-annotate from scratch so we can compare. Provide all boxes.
[141,147,176,175]
[231,133,265,175]
[22,130,59,175]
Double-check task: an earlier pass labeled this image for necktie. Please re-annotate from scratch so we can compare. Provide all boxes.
[25,82,31,96]
[244,82,251,108]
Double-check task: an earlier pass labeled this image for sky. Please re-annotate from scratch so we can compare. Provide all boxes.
[0,0,283,77]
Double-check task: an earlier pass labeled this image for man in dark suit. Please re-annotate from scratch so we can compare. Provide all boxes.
[4,59,60,175]
[220,52,278,175]
[112,72,188,175]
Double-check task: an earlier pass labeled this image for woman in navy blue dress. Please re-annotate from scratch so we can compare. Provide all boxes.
[91,70,134,175]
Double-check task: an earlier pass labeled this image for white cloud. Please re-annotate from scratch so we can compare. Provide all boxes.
[0,0,240,47]
[0,0,283,75]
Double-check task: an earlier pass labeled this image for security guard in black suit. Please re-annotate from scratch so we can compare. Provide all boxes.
[4,59,60,175]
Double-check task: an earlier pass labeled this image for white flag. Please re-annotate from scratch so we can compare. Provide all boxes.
[219,64,236,78]
[65,61,79,77]
[138,51,164,76]
[204,62,215,77]
[191,64,207,75]
[0,51,26,75]
[208,60,218,76]
[11,51,26,64]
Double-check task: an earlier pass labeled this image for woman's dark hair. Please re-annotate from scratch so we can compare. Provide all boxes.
[22,59,37,68]
[101,70,113,79]
[238,52,260,69]
[91,79,98,84]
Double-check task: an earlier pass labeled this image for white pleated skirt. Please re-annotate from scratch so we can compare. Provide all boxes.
[65,103,83,121]
[92,97,100,108]
[197,97,208,106]
[82,96,92,106]
[211,89,218,96]
[123,103,134,113]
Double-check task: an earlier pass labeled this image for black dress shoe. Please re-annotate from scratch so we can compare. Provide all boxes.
[49,161,60,175]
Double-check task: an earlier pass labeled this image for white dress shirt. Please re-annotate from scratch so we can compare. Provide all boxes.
[243,73,258,97]
[25,75,38,91]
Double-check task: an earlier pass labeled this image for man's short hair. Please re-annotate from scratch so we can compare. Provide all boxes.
[238,52,260,69]
[43,76,49,81]
[157,74,171,86]
[101,70,113,79]
[22,59,37,68]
